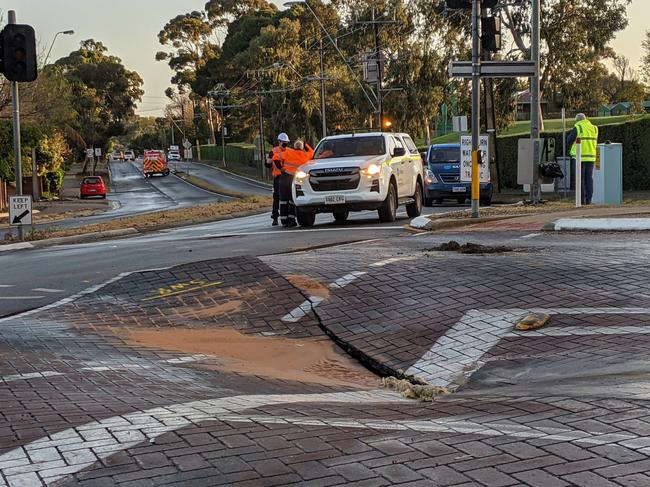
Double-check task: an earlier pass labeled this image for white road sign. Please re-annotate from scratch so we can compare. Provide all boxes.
[183,139,192,149]
[9,196,32,226]
[86,148,94,158]
[460,135,490,183]
[94,148,102,157]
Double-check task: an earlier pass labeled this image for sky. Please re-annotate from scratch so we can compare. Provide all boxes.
[10,0,649,116]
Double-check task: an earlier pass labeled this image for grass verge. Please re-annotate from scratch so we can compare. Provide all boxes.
[1,196,272,244]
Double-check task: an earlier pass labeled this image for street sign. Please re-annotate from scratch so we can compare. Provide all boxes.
[460,135,490,183]
[9,195,32,226]
[94,148,102,157]
[449,60,536,79]
[86,148,94,158]
[182,139,192,149]
[453,116,468,133]
[184,148,193,160]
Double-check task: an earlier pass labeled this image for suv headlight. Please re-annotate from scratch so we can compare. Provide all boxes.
[362,163,381,176]
[295,170,308,180]
[425,169,437,184]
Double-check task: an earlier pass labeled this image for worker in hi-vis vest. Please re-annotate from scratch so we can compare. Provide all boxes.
[265,133,290,226]
[566,113,599,205]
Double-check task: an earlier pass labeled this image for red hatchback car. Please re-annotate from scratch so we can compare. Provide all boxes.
[80,176,107,199]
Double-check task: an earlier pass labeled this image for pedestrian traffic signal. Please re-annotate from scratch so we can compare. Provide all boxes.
[0,24,37,82]
[481,16,502,52]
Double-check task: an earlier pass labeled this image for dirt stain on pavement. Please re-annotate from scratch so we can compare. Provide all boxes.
[120,328,379,389]
[286,275,331,299]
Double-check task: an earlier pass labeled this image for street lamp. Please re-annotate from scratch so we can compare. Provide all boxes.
[44,30,74,66]
[284,0,378,137]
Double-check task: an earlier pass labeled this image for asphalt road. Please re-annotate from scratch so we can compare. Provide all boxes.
[170,161,273,196]
[0,161,467,316]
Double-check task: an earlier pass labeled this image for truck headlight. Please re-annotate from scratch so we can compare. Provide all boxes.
[362,163,381,176]
[295,170,308,180]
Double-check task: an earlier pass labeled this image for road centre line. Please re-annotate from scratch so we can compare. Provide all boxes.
[0,390,400,486]
[31,288,64,293]
[406,307,650,390]
[518,232,542,239]
[282,271,367,323]
[369,256,417,267]
[0,296,45,300]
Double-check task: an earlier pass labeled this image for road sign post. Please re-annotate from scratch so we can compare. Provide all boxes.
[470,0,481,218]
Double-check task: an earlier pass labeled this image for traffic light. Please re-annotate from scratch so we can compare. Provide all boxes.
[481,16,502,52]
[0,24,37,82]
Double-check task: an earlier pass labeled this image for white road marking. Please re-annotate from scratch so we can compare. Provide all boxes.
[282,272,367,323]
[518,233,542,239]
[0,266,172,324]
[508,325,650,337]
[204,227,403,239]
[0,390,401,486]
[208,412,642,447]
[0,356,213,385]
[0,296,45,300]
[406,307,650,390]
[0,285,14,288]
[1,371,64,383]
[31,288,64,293]
[369,257,416,267]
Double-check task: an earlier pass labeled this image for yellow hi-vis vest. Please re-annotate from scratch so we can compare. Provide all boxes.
[570,119,599,163]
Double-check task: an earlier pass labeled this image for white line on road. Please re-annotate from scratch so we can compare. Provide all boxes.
[406,307,650,390]
[518,233,542,239]
[0,296,45,300]
[282,272,367,323]
[31,288,64,293]
[369,257,416,267]
[0,390,400,486]
[0,285,14,288]
[0,356,213,384]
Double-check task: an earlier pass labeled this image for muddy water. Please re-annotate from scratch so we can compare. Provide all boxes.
[121,328,379,389]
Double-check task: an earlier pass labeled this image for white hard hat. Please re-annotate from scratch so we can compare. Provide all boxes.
[277,132,290,143]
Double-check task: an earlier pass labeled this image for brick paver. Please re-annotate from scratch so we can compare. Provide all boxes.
[2,233,650,485]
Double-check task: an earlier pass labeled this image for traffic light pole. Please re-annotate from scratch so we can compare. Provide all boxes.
[530,0,541,203]
[470,0,481,218]
[8,10,24,240]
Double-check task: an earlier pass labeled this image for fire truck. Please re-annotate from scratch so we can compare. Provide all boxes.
[143,150,170,178]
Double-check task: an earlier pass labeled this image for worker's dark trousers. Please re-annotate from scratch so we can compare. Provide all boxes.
[279,172,296,225]
[271,176,280,220]
[582,162,595,205]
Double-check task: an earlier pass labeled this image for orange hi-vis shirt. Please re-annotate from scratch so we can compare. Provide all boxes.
[281,144,314,175]
[269,146,285,177]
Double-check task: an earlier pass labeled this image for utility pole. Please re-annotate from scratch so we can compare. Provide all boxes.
[9,10,24,240]
[470,0,481,218]
[258,96,266,179]
[372,8,384,130]
[319,38,327,139]
[481,3,499,193]
[530,0,541,203]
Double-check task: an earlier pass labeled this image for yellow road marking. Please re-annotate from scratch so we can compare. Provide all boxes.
[141,281,223,302]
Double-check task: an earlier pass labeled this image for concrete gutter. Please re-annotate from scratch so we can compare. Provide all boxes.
[410,214,518,231]
[546,217,650,232]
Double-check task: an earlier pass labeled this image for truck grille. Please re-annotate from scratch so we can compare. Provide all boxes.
[310,168,360,192]
[440,173,460,183]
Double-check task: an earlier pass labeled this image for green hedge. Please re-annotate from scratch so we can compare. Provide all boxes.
[201,142,273,167]
[496,117,650,190]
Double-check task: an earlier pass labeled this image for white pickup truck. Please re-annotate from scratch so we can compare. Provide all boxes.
[292,132,424,226]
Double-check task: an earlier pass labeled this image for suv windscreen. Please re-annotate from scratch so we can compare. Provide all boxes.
[314,136,385,159]
[429,148,460,165]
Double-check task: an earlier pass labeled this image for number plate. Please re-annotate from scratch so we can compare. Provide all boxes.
[325,195,346,204]
[452,186,466,193]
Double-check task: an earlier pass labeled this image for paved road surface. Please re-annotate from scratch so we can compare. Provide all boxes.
[171,161,272,196]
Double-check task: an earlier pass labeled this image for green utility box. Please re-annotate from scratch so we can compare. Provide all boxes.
[592,143,622,205]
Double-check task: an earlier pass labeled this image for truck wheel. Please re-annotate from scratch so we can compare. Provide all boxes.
[378,182,397,222]
[333,211,349,222]
[406,181,423,218]
[297,210,316,227]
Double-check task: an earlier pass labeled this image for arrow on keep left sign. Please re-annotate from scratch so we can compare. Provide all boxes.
[12,210,30,224]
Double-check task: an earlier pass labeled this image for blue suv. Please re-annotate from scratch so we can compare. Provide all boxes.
[423,143,493,206]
